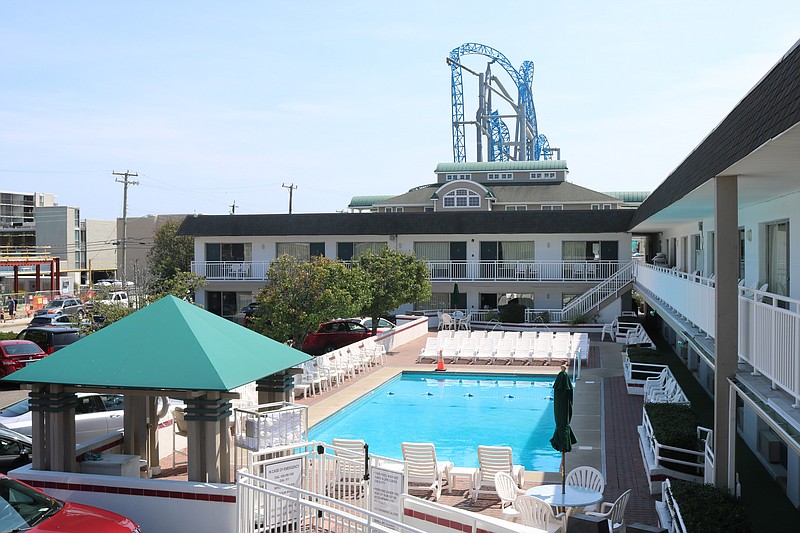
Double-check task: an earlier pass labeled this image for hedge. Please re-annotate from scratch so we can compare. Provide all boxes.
[646,403,700,451]
[668,479,751,532]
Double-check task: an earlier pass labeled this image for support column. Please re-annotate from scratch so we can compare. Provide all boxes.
[146,396,161,475]
[29,387,78,472]
[256,372,294,405]
[185,393,232,483]
[713,175,738,490]
[123,395,147,457]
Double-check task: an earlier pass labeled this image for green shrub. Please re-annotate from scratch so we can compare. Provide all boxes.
[668,480,751,532]
[626,347,660,361]
[484,310,500,321]
[0,332,18,341]
[646,403,700,451]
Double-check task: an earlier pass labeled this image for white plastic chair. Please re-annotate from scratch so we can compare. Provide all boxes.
[495,471,526,520]
[566,466,605,512]
[515,495,564,533]
[586,489,631,532]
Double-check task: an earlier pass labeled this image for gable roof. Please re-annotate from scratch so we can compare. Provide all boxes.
[630,40,800,228]
[2,295,311,392]
[374,181,621,206]
[178,210,634,237]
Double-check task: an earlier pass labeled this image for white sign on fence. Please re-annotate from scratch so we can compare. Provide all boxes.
[265,457,303,526]
[370,465,405,528]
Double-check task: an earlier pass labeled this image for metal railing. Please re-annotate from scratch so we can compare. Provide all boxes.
[738,287,800,407]
[641,407,710,483]
[562,261,634,320]
[191,259,628,283]
[659,479,690,533]
[633,263,716,337]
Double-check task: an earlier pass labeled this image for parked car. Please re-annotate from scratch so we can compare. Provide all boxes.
[350,317,396,332]
[0,393,124,444]
[28,314,76,327]
[16,327,81,354]
[301,319,373,355]
[0,340,47,378]
[241,302,266,327]
[96,291,131,308]
[0,426,33,473]
[33,298,85,318]
[0,474,140,531]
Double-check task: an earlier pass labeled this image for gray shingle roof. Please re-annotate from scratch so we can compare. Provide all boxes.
[177,210,634,237]
[630,41,800,229]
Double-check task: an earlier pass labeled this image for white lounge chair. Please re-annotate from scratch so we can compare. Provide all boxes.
[472,445,525,501]
[455,337,478,363]
[493,338,516,365]
[401,442,453,501]
[473,338,496,364]
[515,495,564,533]
[418,338,440,363]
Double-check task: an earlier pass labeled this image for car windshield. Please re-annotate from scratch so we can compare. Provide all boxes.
[1,344,42,356]
[44,301,65,309]
[0,477,63,530]
[0,399,30,418]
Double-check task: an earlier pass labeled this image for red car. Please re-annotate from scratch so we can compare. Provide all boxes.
[0,474,140,531]
[301,319,373,355]
[0,339,47,378]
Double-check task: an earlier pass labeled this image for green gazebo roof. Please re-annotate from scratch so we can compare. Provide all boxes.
[2,295,311,391]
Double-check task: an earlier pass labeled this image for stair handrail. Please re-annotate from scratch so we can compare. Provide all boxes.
[561,261,634,320]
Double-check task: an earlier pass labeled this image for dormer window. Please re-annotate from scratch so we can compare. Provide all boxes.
[530,172,557,180]
[446,173,472,181]
[443,188,480,207]
[487,172,513,181]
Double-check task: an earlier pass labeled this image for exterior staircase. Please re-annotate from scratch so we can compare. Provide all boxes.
[561,261,634,321]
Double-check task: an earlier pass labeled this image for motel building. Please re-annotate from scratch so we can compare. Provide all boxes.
[0,40,797,533]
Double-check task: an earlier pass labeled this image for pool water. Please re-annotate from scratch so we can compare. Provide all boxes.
[308,372,562,471]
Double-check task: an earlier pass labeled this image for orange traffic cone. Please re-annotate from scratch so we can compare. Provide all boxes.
[435,349,446,372]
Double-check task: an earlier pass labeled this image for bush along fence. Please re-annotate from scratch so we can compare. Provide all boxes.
[656,478,751,533]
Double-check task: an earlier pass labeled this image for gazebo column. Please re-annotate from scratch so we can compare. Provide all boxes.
[256,371,294,405]
[123,395,147,458]
[146,395,161,475]
[30,386,78,472]
[185,393,232,483]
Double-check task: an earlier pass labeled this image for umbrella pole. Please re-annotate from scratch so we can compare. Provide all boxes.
[561,452,566,494]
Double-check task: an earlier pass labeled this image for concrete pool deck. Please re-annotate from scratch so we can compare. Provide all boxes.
[295,332,659,525]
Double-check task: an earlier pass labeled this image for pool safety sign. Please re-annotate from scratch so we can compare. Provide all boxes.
[370,465,405,528]
[264,457,303,527]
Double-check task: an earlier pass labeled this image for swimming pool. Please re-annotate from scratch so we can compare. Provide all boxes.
[308,372,562,471]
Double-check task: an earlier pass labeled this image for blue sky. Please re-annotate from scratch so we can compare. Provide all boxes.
[1,1,798,220]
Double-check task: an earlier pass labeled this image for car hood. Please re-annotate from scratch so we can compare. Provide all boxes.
[32,501,137,532]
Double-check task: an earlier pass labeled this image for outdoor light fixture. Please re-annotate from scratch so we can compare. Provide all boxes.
[746,229,752,241]
[649,310,655,317]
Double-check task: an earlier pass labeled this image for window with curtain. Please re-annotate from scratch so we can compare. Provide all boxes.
[414,242,449,260]
[414,293,451,311]
[276,242,324,260]
[500,241,534,260]
[206,243,252,262]
[767,221,789,296]
[562,241,587,261]
[353,242,387,258]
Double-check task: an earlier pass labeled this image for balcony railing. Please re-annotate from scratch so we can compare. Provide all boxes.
[634,263,800,407]
[192,260,627,283]
[633,263,716,337]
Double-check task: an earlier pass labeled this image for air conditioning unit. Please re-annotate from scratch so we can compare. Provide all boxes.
[758,429,782,464]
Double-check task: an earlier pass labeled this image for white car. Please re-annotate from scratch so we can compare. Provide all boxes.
[0,393,124,444]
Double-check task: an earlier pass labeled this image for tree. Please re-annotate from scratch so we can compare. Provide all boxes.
[357,248,431,334]
[147,220,194,281]
[147,269,207,304]
[253,255,369,347]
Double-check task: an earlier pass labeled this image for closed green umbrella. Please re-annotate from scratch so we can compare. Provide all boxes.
[550,364,577,494]
[451,283,461,310]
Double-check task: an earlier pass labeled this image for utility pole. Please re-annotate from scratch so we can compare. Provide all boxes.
[281,183,297,214]
[113,170,139,285]
[229,201,238,214]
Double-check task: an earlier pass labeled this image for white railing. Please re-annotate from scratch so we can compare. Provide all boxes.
[633,263,716,337]
[192,260,628,282]
[641,407,709,481]
[657,478,689,533]
[425,260,626,282]
[562,261,634,320]
[738,287,800,407]
[623,358,667,395]
[192,261,270,280]
[524,308,564,323]
[236,469,423,533]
